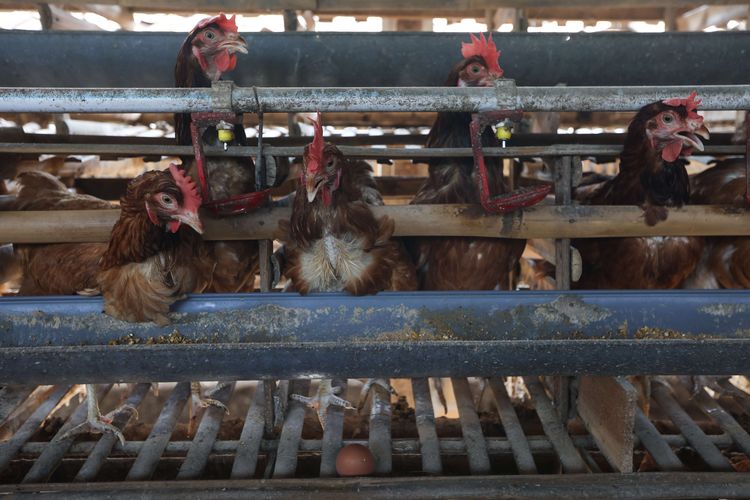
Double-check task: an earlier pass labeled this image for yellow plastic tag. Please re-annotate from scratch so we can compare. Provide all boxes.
[218,128,234,143]
[496,126,512,141]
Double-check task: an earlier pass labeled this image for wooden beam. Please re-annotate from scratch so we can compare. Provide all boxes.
[525,6,677,21]
[2,204,750,244]
[38,4,102,30]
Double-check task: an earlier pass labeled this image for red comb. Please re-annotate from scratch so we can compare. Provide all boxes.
[461,33,503,77]
[168,164,202,214]
[194,12,238,34]
[663,90,702,120]
[305,112,325,175]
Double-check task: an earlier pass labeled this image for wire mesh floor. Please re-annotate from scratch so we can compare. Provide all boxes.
[1,376,750,496]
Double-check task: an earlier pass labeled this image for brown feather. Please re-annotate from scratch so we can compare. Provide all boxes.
[572,102,703,289]
[98,170,209,324]
[408,87,523,290]
[685,158,750,289]
[10,172,112,295]
[279,151,416,295]
[11,170,208,325]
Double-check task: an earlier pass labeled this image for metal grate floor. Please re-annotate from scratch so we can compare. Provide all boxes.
[1,377,750,497]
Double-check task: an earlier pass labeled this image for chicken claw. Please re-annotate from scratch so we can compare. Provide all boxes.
[188,381,231,437]
[290,379,354,430]
[357,378,398,414]
[59,384,136,446]
[190,381,230,413]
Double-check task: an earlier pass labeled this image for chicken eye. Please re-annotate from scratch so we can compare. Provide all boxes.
[161,195,174,205]
[662,114,674,124]
[471,65,481,74]
[326,160,335,168]
[204,30,215,40]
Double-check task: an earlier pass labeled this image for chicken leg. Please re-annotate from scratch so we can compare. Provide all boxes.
[59,384,136,445]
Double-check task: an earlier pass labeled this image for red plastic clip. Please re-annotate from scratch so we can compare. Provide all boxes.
[189,111,272,216]
[469,111,551,213]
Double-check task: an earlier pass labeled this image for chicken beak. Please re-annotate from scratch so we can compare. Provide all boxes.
[220,34,248,55]
[175,210,204,234]
[305,176,322,203]
[694,123,710,141]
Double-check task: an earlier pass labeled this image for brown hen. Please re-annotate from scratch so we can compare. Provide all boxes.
[408,34,524,290]
[686,158,750,288]
[10,166,206,444]
[573,92,708,289]
[278,113,416,295]
[97,166,208,326]
[12,171,112,296]
[174,13,259,292]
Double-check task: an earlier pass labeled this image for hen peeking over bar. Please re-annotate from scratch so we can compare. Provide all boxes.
[10,165,207,444]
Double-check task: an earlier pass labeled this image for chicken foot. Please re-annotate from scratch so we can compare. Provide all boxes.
[290,379,354,430]
[59,384,137,445]
[189,381,230,436]
[357,378,398,414]
[190,381,231,412]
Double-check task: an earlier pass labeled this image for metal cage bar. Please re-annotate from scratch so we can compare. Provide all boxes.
[2,84,750,113]
[125,381,191,481]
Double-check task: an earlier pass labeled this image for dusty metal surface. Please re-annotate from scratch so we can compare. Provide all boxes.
[3,474,750,499]
[0,142,743,160]
[3,83,750,113]
[2,292,750,383]
[0,377,748,499]
[4,340,750,384]
[3,291,750,346]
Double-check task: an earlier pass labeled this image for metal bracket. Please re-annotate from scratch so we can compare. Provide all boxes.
[491,78,519,111]
[211,80,234,113]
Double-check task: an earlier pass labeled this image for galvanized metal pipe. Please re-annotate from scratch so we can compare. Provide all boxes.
[2,84,750,113]
[0,142,742,159]
[0,88,212,114]
[12,433,736,459]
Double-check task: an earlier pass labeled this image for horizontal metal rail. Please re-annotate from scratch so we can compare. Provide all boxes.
[3,84,750,113]
[10,433,736,459]
[0,142,743,158]
[2,291,750,382]
[2,338,750,388]
[3,474,750,499]
[2,205,749,244]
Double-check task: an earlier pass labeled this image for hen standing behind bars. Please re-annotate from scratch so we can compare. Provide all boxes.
[571,92,708,289]
[407,34,526,290]
[277,113,416,425]
[8,166,207,444]
[278,113,416,295]
[684,158,750,289]
[174,13,259,293]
